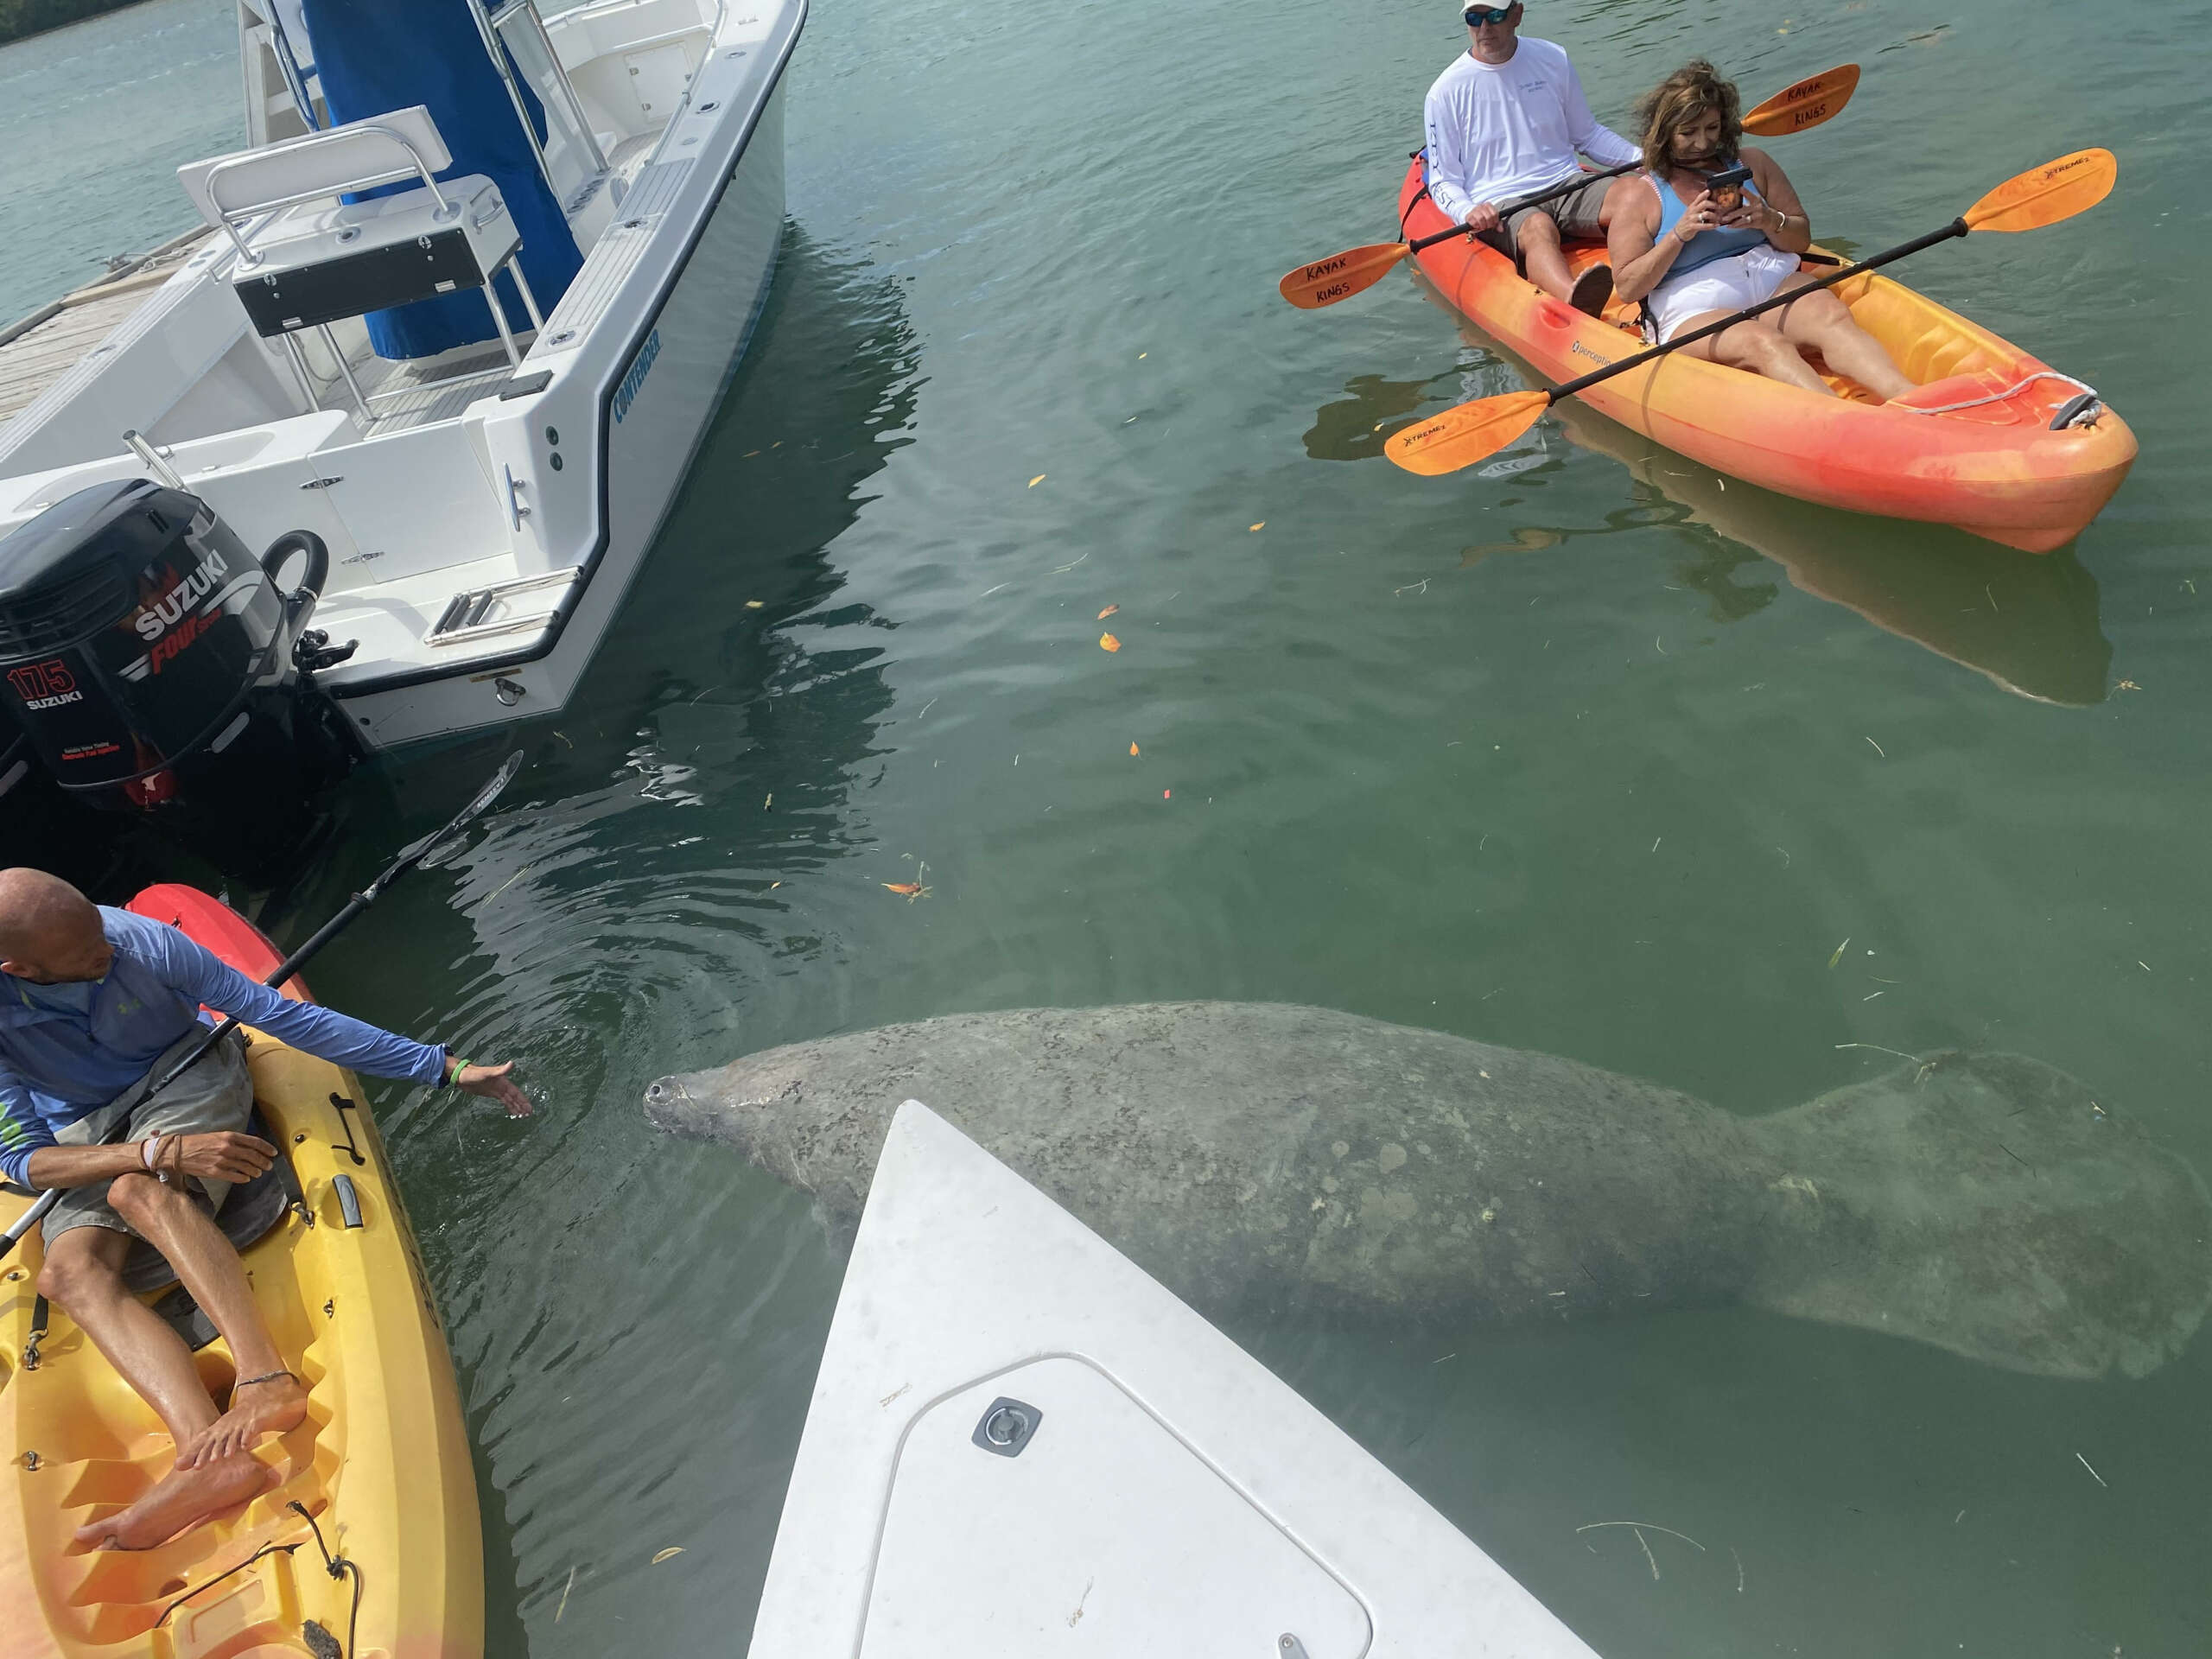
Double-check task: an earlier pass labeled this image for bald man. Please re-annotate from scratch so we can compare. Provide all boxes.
[0,868,527,1550]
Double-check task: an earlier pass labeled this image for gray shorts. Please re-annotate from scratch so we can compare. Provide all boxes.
[44,1027,254,1244]
[1477,174,1617,270]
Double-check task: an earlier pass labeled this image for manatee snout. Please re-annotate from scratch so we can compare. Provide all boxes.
[643,1073,708,1137]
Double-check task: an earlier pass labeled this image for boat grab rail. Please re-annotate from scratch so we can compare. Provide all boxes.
[200,123,456,267]
[426,567,583,647]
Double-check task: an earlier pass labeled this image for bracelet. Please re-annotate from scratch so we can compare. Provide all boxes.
[447,1056,473,1087]
[141,1133,165,1171]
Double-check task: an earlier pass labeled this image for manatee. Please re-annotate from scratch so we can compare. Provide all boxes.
[642,1002,2212,1380]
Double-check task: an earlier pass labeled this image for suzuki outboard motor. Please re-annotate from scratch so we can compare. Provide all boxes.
[0,478,358,876]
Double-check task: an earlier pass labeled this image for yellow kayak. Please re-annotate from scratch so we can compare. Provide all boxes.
[0,885,481,1657]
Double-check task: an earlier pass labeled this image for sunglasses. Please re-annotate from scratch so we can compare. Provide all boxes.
[1464,5,1515,22]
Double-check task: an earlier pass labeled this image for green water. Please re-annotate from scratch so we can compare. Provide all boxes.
[6,0,2211,1652]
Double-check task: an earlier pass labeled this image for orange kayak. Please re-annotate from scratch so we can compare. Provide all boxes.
[1397,159,2136,551]
[0,886,481,1658]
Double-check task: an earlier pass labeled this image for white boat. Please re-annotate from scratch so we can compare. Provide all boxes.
[750,1099,1604,1658]
[0,0,802,860]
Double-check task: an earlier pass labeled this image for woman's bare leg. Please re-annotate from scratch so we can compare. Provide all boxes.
[1671,310,1836,395]
[1770,276,1916,400]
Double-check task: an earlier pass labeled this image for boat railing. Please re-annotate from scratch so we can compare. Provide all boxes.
[471,0,610,213]
[194,119,457,266]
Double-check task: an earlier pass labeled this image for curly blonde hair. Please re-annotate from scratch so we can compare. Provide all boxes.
[1637,60,1743,179]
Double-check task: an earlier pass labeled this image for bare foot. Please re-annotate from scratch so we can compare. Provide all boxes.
[175,1371,308,1470]
[72,1454,274,1551]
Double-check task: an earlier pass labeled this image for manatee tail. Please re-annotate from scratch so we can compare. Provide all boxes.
[1741,1052,2212,1379]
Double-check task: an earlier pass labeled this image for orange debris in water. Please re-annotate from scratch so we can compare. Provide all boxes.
[1099,632,1122,652]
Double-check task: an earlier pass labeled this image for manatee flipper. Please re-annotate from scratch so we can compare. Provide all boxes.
[1743,1052,2212,1379]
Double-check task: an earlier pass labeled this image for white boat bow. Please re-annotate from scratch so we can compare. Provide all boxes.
[752,1099,1605,1658]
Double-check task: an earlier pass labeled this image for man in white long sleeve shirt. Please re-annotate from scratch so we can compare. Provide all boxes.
[1423,3,1641,313]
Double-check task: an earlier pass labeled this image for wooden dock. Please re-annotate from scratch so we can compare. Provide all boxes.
[0,227,211,426]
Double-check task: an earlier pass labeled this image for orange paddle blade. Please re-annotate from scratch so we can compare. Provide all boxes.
[1964,148,2118,232]
[1741,63,1860,138]
[1277,242,1414,309]
[1384,391,1551,477]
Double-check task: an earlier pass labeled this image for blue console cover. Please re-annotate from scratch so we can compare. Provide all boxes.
[300,0,583,359]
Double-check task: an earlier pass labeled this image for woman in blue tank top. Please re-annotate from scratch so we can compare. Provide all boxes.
[1607,62,1914,400]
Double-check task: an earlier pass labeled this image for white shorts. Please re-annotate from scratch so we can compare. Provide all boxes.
[1646,245,1802,342]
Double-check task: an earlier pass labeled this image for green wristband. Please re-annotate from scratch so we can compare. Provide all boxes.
[447,1056,472,1087]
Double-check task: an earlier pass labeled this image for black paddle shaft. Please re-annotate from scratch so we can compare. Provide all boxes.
[1408,160,1644,256]
[1547,218,1972,403]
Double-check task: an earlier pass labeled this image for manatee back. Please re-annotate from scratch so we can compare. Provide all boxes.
[649,1001,1769,1323]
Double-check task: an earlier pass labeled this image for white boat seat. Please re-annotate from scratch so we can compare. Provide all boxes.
[178,105,454,237]
[225,175,518,340]
[176,105,545,392]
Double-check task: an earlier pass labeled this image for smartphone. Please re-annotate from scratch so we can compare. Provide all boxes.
[1707,163,1753,215]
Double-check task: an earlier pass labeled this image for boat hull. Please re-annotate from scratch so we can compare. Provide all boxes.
[1397,160,2136,550]
[328,20,800,749]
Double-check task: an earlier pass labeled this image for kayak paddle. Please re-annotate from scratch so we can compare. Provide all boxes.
[1386,148,2119,477]
[1279,63,1864,311]
[0,751,525,1260]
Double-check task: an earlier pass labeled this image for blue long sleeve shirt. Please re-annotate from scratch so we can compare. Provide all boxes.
[0,906,447,1185]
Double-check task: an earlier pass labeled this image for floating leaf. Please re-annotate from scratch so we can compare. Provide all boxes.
[1129,741,1140,757]
[1099,632,1122,652]
[1097,604,1120,620]
[744,600,764,609]
[1827,937,1850,969]
[1249,522,1266,532]
[652,1548,685,1565]
[1028,474,1046,488]
[884,881,929,901]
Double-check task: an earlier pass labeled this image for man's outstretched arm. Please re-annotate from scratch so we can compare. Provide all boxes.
[149,926,531,1116]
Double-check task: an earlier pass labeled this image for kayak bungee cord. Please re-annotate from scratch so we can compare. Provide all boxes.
[147,1501,362,1657]
[1890,368,2102,425]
